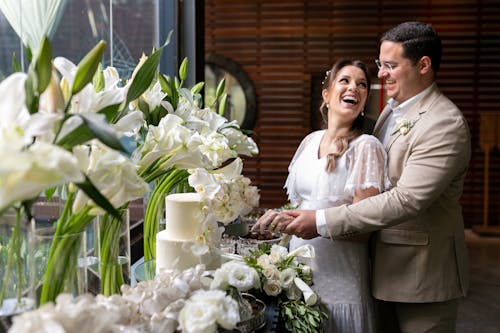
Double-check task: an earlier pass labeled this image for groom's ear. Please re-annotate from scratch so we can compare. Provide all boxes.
[418,56,432,75]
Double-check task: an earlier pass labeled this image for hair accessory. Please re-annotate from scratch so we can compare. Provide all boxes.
[322,70,331,85]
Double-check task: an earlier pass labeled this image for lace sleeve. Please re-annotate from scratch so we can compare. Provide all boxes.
[344,135,389,197]
[284,132,317,206]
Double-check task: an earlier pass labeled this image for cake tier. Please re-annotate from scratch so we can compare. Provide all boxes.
[156,229,221,272]
[164,192,202,240]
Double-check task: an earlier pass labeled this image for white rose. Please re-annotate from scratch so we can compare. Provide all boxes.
[261,264,280,281]
[263,279,282,297]
[256,254,271,267]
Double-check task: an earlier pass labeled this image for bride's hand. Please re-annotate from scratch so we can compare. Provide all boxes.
[251,209,293,233]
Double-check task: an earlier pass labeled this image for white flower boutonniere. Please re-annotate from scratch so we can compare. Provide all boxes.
[392,117,416,136]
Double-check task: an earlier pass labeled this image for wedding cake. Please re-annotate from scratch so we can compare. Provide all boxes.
[156,193,221,272]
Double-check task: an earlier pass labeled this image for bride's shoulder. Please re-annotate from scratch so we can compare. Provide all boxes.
[350,134,385,152]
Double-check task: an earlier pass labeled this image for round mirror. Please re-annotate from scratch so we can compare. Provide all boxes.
[205,53,257,130]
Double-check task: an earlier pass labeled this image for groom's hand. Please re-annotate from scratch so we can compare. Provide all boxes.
[282,210,319,239]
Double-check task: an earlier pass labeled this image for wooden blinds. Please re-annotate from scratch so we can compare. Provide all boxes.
[205,0,500,227]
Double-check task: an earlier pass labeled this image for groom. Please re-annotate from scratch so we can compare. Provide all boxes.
[259,22,471,333]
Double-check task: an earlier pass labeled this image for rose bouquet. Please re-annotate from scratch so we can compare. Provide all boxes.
[243,243,328,333]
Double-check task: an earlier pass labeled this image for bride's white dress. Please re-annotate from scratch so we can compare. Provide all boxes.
[285,131,388,333]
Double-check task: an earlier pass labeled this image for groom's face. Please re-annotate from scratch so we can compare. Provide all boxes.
[377,41,421,104]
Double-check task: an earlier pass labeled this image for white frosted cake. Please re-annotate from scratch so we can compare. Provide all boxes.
[156,192,221,272]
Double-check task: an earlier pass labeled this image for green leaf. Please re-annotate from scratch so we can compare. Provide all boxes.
[218,92,228,116]
[190,81,204,95]
[11,53,21,72]
[56,114,126,153]
[44,187,57,201]
[158,73,171,94]
[75,176,121,219]
[24,72,38,114]
[126,45,168,104]
[72,40,106,95]
[34,36,52,94]
[79,114,127,153]
[215,78,226,99]
[179,57,188,82]
[92,63,105,92]
[98,103,121,122]
[178,87,193,105]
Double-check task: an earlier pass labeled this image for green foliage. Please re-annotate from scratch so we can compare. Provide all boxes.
[72,40,106,95]
[280,299,327,333]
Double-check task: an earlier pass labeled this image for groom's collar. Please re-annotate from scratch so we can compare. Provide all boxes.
[387,83,436,114]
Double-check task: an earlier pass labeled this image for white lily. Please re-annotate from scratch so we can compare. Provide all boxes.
[114,110,144,138]
[294,277,318,306]
[0,141,84,212]
[219,126,259,156]
[72,141,149,214]
[287,244,316,259]
[53,57,128,114]
[137,114,204,173]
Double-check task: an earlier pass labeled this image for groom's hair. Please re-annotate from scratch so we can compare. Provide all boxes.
[381,21,442,74]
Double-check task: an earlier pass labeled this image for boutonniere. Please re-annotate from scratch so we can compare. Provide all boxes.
[392,118,416,136]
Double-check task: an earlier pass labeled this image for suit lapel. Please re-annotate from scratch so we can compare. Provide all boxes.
[373,105,392,137]
[383,84,441,152]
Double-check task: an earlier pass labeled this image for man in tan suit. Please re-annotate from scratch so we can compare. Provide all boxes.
[256,22,470,332]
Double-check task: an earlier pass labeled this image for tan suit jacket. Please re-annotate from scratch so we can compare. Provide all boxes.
[324,84,470,303]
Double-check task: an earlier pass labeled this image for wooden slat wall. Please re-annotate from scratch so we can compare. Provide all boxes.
[205,0,500,227]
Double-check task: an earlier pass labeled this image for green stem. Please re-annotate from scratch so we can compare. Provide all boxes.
[14,208,23,301]
[143,168,189,261]
[0,209,23,306]
[39,206,93,305]
[98,208,128,296]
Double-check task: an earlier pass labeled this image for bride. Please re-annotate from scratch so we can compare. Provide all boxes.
[253,59,389,332]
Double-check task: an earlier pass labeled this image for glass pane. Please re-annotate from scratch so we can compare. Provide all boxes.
[0,0,158,79]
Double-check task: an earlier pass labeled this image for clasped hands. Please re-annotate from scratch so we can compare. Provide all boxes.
[250,209,319,239]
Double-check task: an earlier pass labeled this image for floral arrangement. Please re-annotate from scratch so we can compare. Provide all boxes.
[135,70,259,262]
[184,158,260,257]
[7,243,326,333]
[8,263,254,333]
[392,117,416,136]
[243,243,327,333]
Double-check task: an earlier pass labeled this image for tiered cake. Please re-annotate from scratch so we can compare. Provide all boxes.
[156,193,221,272]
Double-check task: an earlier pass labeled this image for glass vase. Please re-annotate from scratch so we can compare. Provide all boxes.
[92,209,130,296]
[0,207,36,330]
[31,226,88,305]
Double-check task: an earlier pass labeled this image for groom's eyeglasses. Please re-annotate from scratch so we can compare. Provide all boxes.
[375,60,398,72]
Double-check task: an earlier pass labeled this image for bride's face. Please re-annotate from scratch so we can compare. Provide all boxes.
[322,65,368,125]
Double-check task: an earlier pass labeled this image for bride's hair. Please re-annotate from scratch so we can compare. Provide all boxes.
[320,59,371,172]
